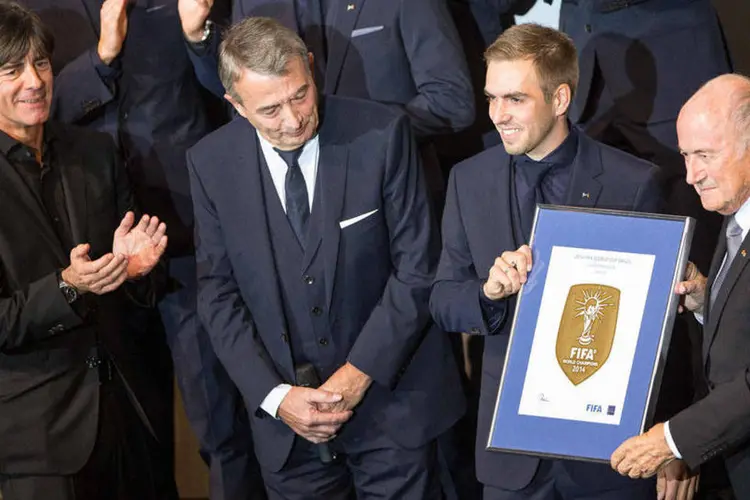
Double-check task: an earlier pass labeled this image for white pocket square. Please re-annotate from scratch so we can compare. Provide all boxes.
[339,209,378,229]
[351,26,384,38]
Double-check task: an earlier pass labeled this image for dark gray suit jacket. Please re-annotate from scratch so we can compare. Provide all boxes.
[670,216,750,498]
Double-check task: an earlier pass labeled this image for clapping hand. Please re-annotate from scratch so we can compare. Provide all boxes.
[112,211,168,279]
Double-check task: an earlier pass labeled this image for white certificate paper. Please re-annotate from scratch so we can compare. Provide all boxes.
[517,246,655,425]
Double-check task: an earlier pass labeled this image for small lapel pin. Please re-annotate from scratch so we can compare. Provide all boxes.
[742,249,747,258]
[347,3,355,10]
[582,192,590,199]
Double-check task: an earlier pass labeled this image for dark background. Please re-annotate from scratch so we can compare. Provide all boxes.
[714,0,750,75]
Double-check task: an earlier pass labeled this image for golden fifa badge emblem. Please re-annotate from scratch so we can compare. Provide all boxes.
[556,284,620,385]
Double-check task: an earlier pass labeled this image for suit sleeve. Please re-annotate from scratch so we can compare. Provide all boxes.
[51,48,118,124]
[0,269,84,352]
[188,149,284,410]
[669,369,750,469]
[398,0,475,137]
[185,31,226,99]
[429,168,508,335]
[346,116,440,389]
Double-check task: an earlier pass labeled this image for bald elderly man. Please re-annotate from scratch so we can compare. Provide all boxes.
[611,74,750,499]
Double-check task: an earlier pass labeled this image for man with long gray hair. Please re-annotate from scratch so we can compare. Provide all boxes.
[187,16,465,499]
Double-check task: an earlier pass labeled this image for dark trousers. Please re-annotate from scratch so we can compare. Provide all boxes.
[483,460,655,500]
[260,423,442,500]
[0,373,178,500]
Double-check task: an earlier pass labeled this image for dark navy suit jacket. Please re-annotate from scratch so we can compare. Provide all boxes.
[430,131,662,490]
[560,0,731,127]
[188,96,465,472]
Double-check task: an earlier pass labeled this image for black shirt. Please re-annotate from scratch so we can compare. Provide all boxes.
[0,126,74,252]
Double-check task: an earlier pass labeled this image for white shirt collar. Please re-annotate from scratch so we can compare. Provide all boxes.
[256,131,320,212]
[733,196,750,239]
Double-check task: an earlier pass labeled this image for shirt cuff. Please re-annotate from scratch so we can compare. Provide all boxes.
[663,420,683,459]
[260,383,292,419]
[693,311,704,325]
[90,49,120,83]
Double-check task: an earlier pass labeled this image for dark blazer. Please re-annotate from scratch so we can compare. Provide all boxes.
[228,0,474,139]
[560,0,730,128]
[429,131,661,490]
[669,217,750,498]
[188,96,465,472]
[0,123,160,475]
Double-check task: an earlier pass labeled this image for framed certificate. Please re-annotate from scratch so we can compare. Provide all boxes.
[486,206,694,462]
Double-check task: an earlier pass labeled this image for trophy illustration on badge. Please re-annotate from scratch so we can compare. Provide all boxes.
[556,284,620,385]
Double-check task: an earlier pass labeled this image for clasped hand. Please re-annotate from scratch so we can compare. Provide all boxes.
[278,363,372,444]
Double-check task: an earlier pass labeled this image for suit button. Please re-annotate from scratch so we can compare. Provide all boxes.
[585,24,592,33]
[470,327,480,334]
[281,333,289,344]
[304,275,315,285]
[319,338,328,346]
[311,306,322,316]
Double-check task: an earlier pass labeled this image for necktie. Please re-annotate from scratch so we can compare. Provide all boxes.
[516,161,553,241]
[275,147,309,247]
[710,215,743,307]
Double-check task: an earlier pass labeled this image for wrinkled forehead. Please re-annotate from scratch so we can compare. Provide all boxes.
[677,105,729,148]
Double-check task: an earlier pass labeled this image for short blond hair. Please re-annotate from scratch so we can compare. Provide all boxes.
[485,24,578,102]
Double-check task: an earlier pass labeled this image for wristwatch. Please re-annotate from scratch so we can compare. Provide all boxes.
[198,19,214,43]
[57,272,80,304]
[190,19,214,48]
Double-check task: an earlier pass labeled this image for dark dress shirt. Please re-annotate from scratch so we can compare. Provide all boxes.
[0,127,73,252]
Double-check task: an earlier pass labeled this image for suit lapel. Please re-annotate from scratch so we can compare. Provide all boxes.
[54,131,89,245]
[704,220,750,355]
[319,144,348,312]
[230,124,288,333]
[476,153,516,270]
[703,218,727,342]
[565,133,603,208]
[323,0,365,94]
[311,106,348,310]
